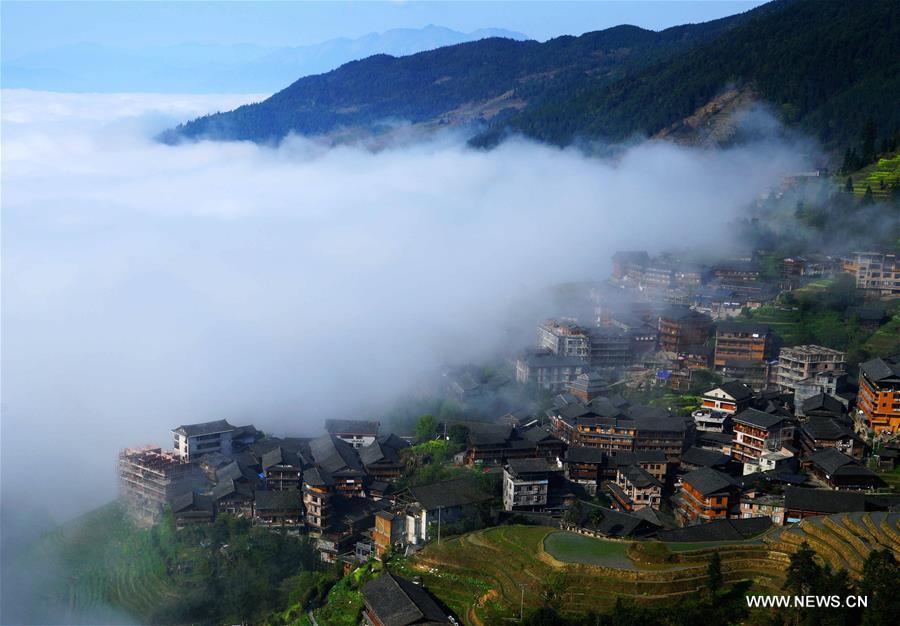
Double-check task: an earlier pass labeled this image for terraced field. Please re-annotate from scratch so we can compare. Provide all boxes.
[403,513,900,625]
[845,154,900,201]
[22,503,187,623]
[764,512,900,577]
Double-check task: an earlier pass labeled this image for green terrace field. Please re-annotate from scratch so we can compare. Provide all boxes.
[396,515,900,625]
[21,503,185,624]
[14,502,320,625]
[845,153,900,201]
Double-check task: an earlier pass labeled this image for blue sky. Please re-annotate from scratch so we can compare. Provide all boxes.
[2,1,765,57]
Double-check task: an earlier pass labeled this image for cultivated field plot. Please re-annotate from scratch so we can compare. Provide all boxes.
[542,532,636,569]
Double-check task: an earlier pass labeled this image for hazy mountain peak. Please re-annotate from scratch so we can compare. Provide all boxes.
[0,24,528,93]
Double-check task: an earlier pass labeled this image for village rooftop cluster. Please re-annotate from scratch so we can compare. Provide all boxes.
[118,248,900,625]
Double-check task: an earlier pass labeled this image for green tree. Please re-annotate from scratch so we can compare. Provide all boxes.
[564,499,584,525]
[784,542,820,596]
[706,552,723,597]
[862,184,875,205]
[414,414,438,442]
[860,549,900,626]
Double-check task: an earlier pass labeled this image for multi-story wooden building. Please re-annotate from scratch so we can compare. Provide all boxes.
[564,446,606,491]
[799,416,860,459]
[302,467,334,532]
[858,355,900,434]
[610,465,662,511]
[611,450,669,483]
[658,305,712,354]
[676,467,738,523]
[254,490,303,528]
[567,370,609,403]
[261,447,304,491]
[728,408,794,465]
[694,381,754,432]
[549,402,687,461]
[713,322,773,369]
[372,509,404,559]
[359,433,410,482]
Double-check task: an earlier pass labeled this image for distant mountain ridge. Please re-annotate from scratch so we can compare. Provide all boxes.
[165,0,900,153]
[0,25,528,93]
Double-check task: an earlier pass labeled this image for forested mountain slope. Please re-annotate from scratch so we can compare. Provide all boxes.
[165,0,900,152]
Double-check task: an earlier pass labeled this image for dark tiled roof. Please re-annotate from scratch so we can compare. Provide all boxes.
[710,381,754,402]
[808,448,855,475]
[303,466,334,487]
[801,393,845,416]
[212,478,253,501]
[860,356,900,382]
[507,458,552,476]
[450,420,513,446]
[734,408,788,430]
[309,435,364,475]
[716,321,770,335]
[521,426,557,443]
[362,573,449,626]
[566,446,606,464]
[802,417,852,441]
[612,450,667,466]
[657,517,771,542]
[215,460,243,483]
[170,491,214,513]
[360,436,407,466]
[660,305,709,322]
[697,431,734,447]
[579,504,660,537]
[682,467,734,497]
[680,446,731,468]
[261,447,303,472]
[173,419,235,437]
[620,465,659,488]
[325,419,380,435]
[406,478,492,511]
[633,415,686,434]
[784,486,866,513]
[255,490,303,511]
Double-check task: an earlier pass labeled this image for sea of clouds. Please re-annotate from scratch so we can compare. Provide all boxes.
[1,89,810,531]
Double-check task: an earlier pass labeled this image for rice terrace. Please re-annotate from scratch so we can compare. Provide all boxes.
[396,514,900,624]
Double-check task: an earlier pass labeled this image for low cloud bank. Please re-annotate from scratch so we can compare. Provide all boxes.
[1,89,809,526]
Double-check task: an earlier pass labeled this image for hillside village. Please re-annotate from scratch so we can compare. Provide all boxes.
[118,239,900,625]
